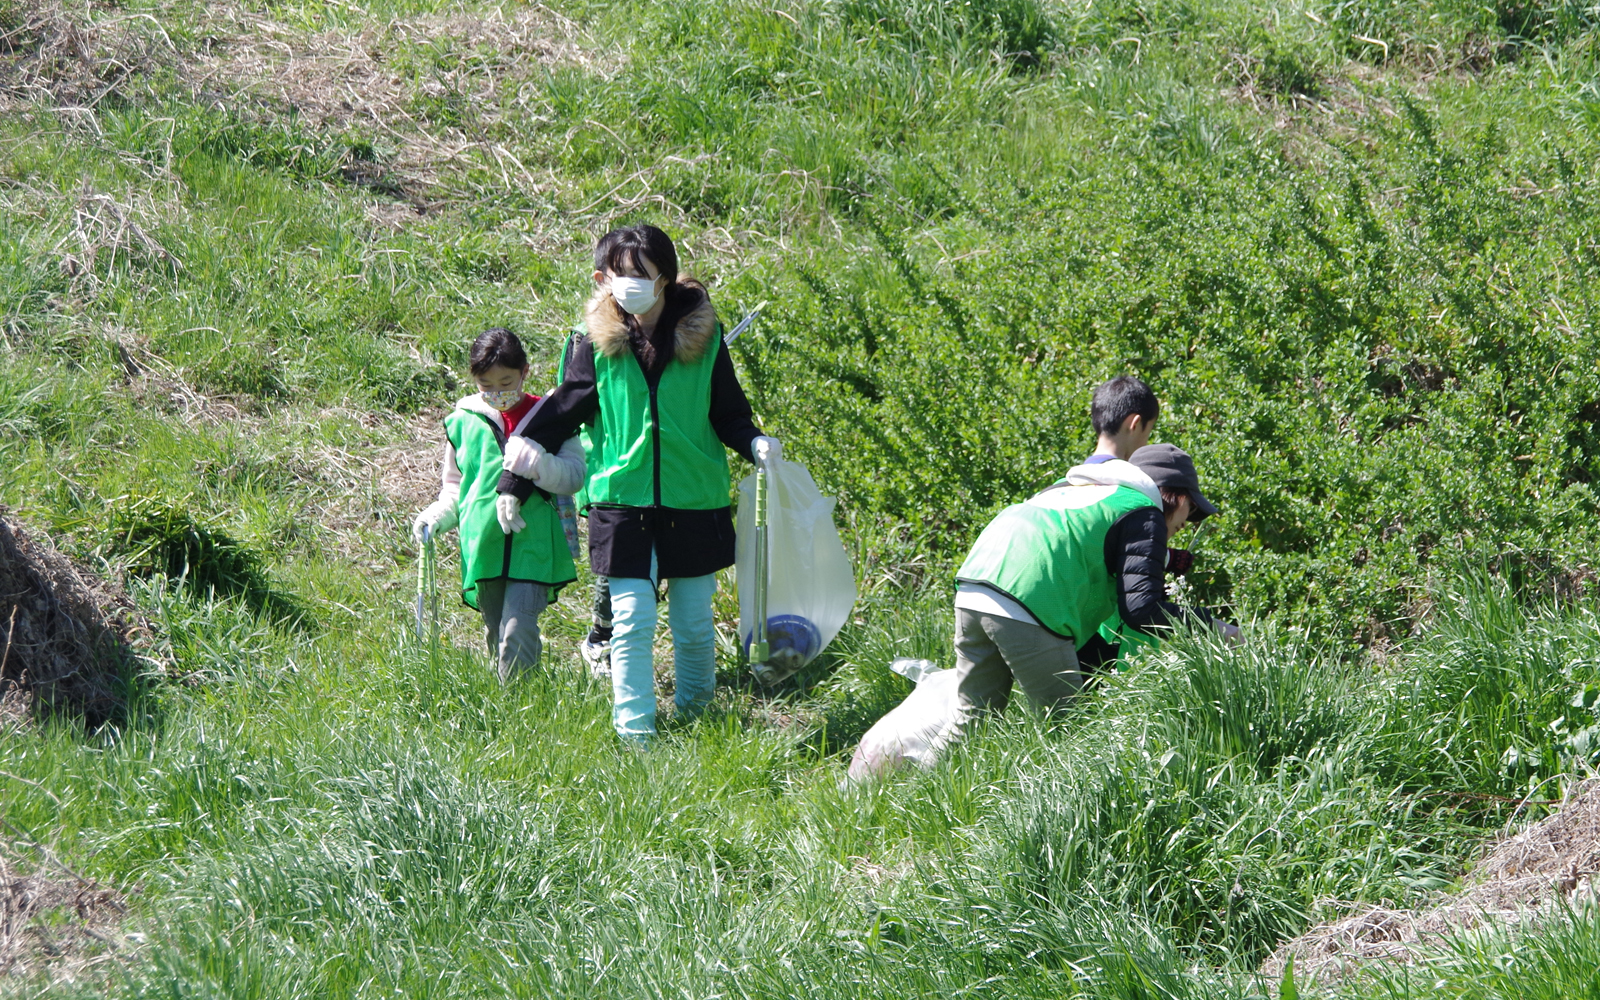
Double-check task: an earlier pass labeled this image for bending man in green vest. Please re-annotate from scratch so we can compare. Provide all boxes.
[411,328,585,681]
[954,434,1233,718]
[497,225,779,743]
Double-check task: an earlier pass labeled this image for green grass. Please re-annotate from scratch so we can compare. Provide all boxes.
[3,0,1600,995]
[1369,906,1600,998]
[13,567,1598,997]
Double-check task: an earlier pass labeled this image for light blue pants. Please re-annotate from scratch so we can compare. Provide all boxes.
[609,569,718,738]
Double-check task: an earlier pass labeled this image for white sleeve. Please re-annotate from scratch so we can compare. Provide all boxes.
[439,443,463,504]
[530,435,587,496]
[418,443,461,535]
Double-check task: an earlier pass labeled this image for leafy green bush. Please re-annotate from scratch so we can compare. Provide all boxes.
[727,94,1600,640]
[96,496,309,626]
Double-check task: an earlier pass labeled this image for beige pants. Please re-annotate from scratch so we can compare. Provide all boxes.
[953,608,1084,717]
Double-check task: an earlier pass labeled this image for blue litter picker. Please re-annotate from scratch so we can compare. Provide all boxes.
[739,453,856,687]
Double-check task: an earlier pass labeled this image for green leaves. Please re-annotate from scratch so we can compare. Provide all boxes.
[732,92,1600,640]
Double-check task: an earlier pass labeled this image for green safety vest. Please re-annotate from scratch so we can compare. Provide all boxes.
[1097,611,1160,659]
[445,404,576,610]
[581,322,731,510]
[957,483,1159,645]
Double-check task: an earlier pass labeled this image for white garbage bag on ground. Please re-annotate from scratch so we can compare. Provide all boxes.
[736,457,856,680]
[847,658,963,781]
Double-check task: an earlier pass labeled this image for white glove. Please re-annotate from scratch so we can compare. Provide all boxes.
[503,436,545,479]
[496,494,525,534]
[411,499,456,546]
[1215,620,1242,644]
[752,436,781,464]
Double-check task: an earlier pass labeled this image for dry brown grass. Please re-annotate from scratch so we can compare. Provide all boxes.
[3,0,620,212]
[309,406,449,563]
[187,2,619,201]
[1261,778,1600,984]
[0,1,766,249]
[56,188,181,284]
[0,513,166,728]
[0,0,174,111]
[0,837,134,986]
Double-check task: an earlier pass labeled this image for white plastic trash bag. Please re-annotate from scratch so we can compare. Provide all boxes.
[847,658,963,781]
[736,457,856,678]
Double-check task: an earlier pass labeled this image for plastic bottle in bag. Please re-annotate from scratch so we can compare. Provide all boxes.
[847,658,963,781]
[736,457,856,685]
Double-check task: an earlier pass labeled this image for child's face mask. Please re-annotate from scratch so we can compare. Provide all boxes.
[481,388,523,411]
[475,364,527,411]
[611,275,661,315]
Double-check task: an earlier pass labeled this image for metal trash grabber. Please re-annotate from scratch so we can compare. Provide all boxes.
[415,530,440,665]
[749,453,771,672]
[724,302,766,346]
[731,300,786,685]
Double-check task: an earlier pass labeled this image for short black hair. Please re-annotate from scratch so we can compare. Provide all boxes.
[469,327,526,375]
[594,224,678,285]
[1091,375,1159,436]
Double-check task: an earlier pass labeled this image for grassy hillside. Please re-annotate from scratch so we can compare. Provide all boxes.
[2,0,1600,995]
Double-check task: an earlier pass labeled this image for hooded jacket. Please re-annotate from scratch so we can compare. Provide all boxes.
[957,459,1211,643]
[435,394,585,608]
[498,280,763,580]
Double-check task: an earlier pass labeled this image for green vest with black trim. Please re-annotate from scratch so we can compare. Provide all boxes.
[957,482,1159,645]
[582,322,730,510]
[445,402,576,610]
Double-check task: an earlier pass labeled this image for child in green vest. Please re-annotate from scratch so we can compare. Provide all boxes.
[411,328,586,682]
[494,225,779,743]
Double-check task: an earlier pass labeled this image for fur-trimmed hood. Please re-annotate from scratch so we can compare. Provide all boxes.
[585,279,718,365]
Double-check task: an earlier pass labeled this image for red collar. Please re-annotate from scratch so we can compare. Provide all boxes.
[501,393,538,433]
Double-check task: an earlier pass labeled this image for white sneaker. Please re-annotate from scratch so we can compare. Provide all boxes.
[580,637,611,678]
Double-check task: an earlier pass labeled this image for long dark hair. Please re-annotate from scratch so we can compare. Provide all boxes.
[594,224,679,284]
[593,224,702,371]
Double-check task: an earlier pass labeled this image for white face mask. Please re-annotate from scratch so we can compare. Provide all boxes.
[481,388,523,412]
[611,275,661,316]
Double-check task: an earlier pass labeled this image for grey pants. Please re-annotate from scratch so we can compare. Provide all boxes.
[953,608,1084,717]
[474,579,548,682]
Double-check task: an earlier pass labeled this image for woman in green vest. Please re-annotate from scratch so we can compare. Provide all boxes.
[411,327,585,681]
[953,444,1233,718]
[498,225,779,742]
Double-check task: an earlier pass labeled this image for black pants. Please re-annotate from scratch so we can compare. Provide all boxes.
[592,575,612,628]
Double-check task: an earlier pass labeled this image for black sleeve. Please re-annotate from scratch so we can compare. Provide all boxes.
[558,330,577,379]
[496,336,600,502]
[707,339,761,463]
[1104,507,1215,636]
